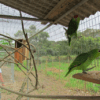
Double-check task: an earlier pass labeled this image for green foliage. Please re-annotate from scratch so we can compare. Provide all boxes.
[14,24,100,56]
[46,71,53,76]
[15,54,100,93]
[36,57,100,93]
[0,39,9,49]
[14,61,26,71]
[23,60,27,67]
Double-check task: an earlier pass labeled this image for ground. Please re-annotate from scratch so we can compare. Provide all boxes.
[0,67,100,100]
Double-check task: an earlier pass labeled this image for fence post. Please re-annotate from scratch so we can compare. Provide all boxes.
[45,58,48,74]
[11,63,14,83]
[84,81,86,93]
[27,59,29,100]
[52,57,53,67]
[59,56,61,78]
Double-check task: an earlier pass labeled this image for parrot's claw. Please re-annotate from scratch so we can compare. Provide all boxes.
[82,71,87,74]
[85,66,96,71]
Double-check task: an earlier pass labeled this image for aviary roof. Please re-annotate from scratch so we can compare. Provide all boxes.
[0,0,99,27]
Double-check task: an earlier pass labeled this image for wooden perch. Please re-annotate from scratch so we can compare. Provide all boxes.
[73,71,100,84]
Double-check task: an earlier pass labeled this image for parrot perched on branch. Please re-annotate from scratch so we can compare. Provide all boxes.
[65,49,100,77]
[64,15,80,46]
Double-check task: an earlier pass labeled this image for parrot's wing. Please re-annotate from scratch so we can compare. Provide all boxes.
[68,53,89,70]
[68,36,71,46]
[67,18,78,36]
[76,17,80,30]
[63,28,68,39]
[76,17,80,24]
[74,32,77,38]
[68,18,75,27]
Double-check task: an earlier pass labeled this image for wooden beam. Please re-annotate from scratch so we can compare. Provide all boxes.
[0,0,45,18]
[30,0,55,8]
[79,6,91,15]
[18,0,53,11]
[41,0,66,24]
[44,0,65,19]
[73,71,100,84]
[86,1,100,11]
[54,0,89,23]
[17,0,49,14]
[74,10,85,18]
[85,2,98,11]
[0,15,53,23]
[7,0,45,15]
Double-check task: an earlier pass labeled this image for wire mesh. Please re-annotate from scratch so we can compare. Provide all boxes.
[0,51,14,84]
[0,2,100,100]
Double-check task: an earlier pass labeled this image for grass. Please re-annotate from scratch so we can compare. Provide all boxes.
[14,60,28,71]
[37,58,100,93]
[13,56,100,93]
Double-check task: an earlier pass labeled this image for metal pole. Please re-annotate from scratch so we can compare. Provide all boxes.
[27,59,29,100]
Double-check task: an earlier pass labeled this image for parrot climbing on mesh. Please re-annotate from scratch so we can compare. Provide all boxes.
[65,49,100,77]
[64,15,80,46]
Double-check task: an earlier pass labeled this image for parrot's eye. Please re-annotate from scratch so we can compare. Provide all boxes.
[98,50,100,52]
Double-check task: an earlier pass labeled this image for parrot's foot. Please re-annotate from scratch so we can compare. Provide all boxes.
[82,71,87,74]
[85,66,96,71]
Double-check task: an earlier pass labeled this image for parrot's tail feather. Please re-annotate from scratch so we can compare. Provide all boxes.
[75,32,77,38]
[68,37,71,46]
[65,70,70,77]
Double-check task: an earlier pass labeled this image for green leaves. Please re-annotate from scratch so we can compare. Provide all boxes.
[0,39,9,49]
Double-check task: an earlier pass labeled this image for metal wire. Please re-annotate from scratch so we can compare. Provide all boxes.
[0,2,100,100]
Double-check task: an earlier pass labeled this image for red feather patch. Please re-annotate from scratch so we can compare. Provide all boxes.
[74,15,78,18]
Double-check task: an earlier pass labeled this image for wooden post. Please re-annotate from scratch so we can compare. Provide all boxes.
[84,81,86,93]
[52,57,53,67]
[45,58,48,74]
[27,60,29,100]
[59,56,61,78]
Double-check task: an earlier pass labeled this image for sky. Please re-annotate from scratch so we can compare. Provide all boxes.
[0,3,100,42]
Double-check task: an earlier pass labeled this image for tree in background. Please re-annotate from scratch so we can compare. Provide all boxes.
[14,25,36,39]
[14,25,100,56]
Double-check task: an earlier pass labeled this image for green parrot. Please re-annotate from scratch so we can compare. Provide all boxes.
[65,49,100,77]
[64,15,80,46]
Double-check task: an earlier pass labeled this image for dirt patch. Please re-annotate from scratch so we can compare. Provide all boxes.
[1,66,12,83]
[47,67,63,73]
[0,70,100,100]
